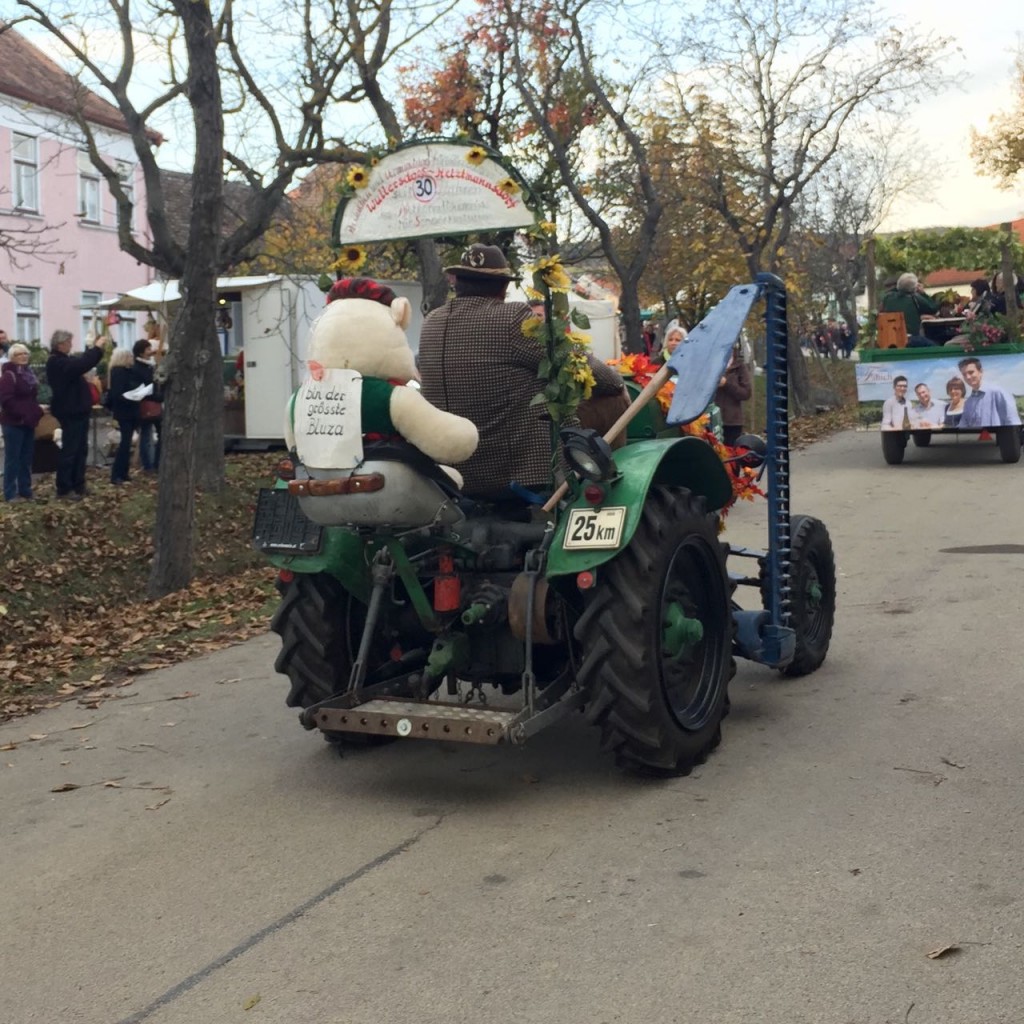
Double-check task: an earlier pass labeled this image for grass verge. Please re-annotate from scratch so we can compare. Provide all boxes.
[0,453,281,720]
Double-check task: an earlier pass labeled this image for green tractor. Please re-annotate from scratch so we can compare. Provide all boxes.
[253,275,835,776]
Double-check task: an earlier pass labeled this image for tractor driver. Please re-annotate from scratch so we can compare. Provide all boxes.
[418,244,626,500]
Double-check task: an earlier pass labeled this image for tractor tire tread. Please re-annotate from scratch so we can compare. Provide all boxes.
[574,486,731,777]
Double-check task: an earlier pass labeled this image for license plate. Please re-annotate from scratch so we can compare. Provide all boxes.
[563,506,627,550]
[252,488,323,555]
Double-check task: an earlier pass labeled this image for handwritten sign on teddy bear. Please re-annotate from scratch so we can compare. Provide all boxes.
[293,368,364,469]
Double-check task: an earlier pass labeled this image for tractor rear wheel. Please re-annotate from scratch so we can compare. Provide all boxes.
[912,430,932,448]
[781,516,836,677]
[574,486,732,777]
[271,572,398,746]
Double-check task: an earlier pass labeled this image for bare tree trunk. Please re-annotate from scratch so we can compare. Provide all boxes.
[787,330,813,416]
[195,339,225,492]
[149,287,211,595]
[148,0,224,597]
[619,286,645,355]
[416,239,447,313]
[1001,223,1019,342]
[865,236,877,316]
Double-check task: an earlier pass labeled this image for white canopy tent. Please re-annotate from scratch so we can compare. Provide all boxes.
[89,275,284,312]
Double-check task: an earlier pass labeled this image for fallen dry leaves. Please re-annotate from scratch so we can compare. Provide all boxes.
[1,569,274,720]
[0,454,280,722]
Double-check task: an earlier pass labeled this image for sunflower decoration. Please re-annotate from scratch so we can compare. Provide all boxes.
[533,254,571,293]
[465,145,487,166]
[497,176,520,195]
[521,316,544,340]
[346,165,370,190]
[524,254,593,427]
[330,245,368,274]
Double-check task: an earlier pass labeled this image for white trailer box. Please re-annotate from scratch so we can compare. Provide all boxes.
[229,277,325,442]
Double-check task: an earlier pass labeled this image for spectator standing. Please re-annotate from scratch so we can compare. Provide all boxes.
[813,325,829,356]
[107,347,143,485]
[840,321,855,359]
[132,338,161,472]
[0,328,10,367]
[0,343,45,501]
[715,345,753,446]
[45,329,106,500]
[641,321,657,358]
[824,319,841,359]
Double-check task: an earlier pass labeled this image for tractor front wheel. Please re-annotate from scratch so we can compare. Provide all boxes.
[782,516,836,677]
[574,486,732,777]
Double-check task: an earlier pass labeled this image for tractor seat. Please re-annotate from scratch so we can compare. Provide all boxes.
[293,439,467,529]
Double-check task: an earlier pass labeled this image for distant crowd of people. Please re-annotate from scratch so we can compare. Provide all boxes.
[879,271,1024,347]
[801,319,855,359]
[0,327,162,503]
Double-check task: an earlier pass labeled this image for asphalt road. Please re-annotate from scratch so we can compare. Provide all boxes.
[3,428,1023,1024]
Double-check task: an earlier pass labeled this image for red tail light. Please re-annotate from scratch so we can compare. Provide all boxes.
[434,551,461,612]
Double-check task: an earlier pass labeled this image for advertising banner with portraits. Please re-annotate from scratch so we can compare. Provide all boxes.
[857,349,1024,432]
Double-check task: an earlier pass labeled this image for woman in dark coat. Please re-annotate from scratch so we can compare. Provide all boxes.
[44,329,106,499]
[107,347,146,485]
[0,343,45,501]
[714,345,754,447]
[131,338,161,472]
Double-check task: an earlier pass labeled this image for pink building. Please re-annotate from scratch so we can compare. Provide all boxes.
[0,27,159,351]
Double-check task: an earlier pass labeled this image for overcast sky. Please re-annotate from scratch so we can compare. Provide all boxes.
[878,1,1023,231]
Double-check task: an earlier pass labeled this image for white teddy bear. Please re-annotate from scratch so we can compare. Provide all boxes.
[285,277,478,487]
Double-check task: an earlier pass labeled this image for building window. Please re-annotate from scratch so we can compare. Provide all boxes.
[78,152,101,223]
[15,287,41,345]
[115,312,137,348]
[13,133,39,212]
[81,291,103,342]
[116,161,135,231]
